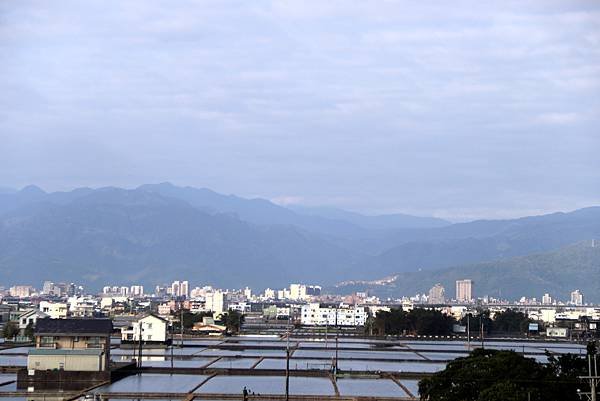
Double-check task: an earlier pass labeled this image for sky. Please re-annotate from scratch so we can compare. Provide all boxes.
[1,1,599,221]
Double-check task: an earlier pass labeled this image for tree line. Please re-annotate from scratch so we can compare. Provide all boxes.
[374,307,532,336]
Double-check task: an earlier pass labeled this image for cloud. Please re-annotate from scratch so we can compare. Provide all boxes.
[0,1,599,219]
[535,112,582,125]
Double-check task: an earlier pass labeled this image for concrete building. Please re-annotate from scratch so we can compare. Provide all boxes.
[130,285,144,297]
[39,301,68,319]
[542,293,553,305]
[289,284,321,301]
[570,289,584,306]
[205,291,230,314]
[9,286,34,298]
[300,303,368,326]
[428,283,445,304]
[456,279,473,302]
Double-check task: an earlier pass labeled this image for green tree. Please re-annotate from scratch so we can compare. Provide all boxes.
[172,310,213,330]
[419,348,585,401]
[375,308,456,336]
[2,321,18,339]
[222,309,244,334]
[491,309,531,333]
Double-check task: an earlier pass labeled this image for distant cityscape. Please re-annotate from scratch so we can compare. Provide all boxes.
[1,278,597,333]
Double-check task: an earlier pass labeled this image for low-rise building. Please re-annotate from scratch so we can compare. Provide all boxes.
[27,318,113,372]
[120,313,170,347]
[301,303,369,326]
[39,301,68,319]
[17,309,49,331]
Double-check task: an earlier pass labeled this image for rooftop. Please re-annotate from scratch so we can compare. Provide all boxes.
[35,318,113,336]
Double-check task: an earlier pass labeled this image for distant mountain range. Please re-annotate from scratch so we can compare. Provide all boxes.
[0,183,599,298]
[333,241,600,302]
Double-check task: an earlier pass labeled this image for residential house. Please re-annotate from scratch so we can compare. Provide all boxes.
[27,318,113,371]
[120,313,170,347]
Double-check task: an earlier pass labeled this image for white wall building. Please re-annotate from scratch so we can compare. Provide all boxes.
[205,291,230,314]
[570,289,584,306]
[17,309,49,330]
[121,314,169,344]
[301,303,368,326]
[39,301,68,319]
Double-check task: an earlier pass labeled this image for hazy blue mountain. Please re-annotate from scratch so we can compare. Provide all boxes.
[289,205,451,229]
[137,182,372,238]
[0,188,360,289]
[334,241,600,302]
[0,185,94,216]
[354,207,600,279]
[1,183,599,295]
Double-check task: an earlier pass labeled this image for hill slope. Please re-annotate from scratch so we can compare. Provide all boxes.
[335,241,600,302]
[0,188,359,289]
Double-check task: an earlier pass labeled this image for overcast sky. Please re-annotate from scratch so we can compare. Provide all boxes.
[1,1,599,220]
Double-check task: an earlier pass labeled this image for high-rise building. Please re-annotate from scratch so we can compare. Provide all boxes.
[171,281,180,297]
[130,285,144,297]
[180,281,189,298]
[205,291,229,313]
[570,289,583,306]
[428,283,445,304]
[455,279,473,302]
[9,285,34,298]
[542,293,552,305]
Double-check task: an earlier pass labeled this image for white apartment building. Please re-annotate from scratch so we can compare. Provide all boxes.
[171,280,189,298]
[570,289,584,306]
[301,303,369,326]
[205,291,230,314]
[456,279,473,302]
[542,293,553,305]
[39,301,68,319]
[130,285,144,297]
[9,286,34,298]
[289,284,321,301]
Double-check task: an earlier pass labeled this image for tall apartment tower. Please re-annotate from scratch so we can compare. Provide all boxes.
[570,289,584,306]
[428,283,445,304]
[455,279,473,302]
[171,281,180,297]
[180,281,189,298]
[542,293,552,305]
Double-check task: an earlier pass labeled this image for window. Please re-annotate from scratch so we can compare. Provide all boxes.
[87,337,102,348]
[147,323,152,329]
[40,336,54,347]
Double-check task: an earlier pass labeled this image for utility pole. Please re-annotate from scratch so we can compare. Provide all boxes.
[180,306,184,348]
[137,323,143,368]
[466,313,471,351]
[170,322,174,370]
[334,305,339,380]
[578,354,599,401]
[480,314,484,349]
[285,317,290,401]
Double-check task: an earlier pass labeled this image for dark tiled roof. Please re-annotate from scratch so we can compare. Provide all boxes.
[35,318,113,335]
